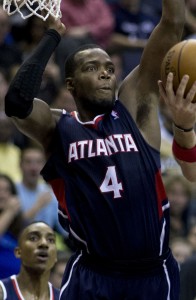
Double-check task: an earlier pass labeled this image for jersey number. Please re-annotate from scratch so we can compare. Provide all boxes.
[100,166,123,198]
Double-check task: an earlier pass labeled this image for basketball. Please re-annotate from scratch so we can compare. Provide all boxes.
[161,39,196,103]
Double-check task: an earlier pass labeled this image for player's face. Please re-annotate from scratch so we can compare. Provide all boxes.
[68,49,117,118]
[16,222,57,274]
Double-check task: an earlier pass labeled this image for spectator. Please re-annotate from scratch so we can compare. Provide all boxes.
[0,222,59,299]
[0,173,27,279]
[16,146,66,238]
[0,112,22,182]
[164,174,193,240]
[170,237,193,265]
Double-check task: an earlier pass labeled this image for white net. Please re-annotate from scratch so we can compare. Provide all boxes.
[3,0,62,20]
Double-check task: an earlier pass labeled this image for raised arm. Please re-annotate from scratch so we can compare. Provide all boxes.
[159,73,196,182]
[118,0,185,150]
[4,17,65,153]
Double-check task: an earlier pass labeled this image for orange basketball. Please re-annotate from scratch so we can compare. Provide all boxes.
[161,39,196,103]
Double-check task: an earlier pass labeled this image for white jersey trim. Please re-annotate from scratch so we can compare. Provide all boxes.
[72,111,104,125]
[0,281,7,300]
[10,275,53,300]
[163,260,171,300]
[69,226,89,253]
[59,251,82,299]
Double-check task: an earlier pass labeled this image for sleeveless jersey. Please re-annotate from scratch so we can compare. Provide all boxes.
[0,275,59,300]
[41,100,170,261]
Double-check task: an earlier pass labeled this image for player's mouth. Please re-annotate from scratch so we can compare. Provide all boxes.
[36,251,49,262]
[99,86,111,90]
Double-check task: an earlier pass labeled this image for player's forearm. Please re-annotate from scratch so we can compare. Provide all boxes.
[5,29,61,119]
[172,127,196,181]
[162,0,185,27]
[173,126,196,149]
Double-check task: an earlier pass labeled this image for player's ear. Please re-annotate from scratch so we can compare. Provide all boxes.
[66,78,74,92]
[14,247,21,258]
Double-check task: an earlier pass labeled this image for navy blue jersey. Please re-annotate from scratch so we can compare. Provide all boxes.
[0,275,59,300]
[41,100,169,261]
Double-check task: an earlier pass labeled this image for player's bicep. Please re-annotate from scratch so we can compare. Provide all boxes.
[12,98,57,151]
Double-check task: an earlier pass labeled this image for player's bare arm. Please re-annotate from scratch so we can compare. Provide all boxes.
[118,0,185,150]
[5,16,65,154]
[159,72,196,181]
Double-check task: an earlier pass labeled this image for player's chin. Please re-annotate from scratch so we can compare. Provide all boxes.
[88,99,114,115]
[98,98,115,111]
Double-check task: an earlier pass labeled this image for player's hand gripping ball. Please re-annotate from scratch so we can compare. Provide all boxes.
[161,39,196,103]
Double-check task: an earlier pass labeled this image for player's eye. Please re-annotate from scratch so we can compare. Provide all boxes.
[48,237,55,244]
[107,67,115,74]
[86,65,97,72]
[29,235,39,242]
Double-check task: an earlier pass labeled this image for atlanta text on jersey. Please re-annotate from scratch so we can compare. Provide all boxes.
[68,133,139,163]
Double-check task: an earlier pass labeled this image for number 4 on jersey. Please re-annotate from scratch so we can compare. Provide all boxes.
[100,166,123,198]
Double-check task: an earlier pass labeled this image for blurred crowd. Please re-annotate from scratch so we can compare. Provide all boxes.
[0,0,195,298]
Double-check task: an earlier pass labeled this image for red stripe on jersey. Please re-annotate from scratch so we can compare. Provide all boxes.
[155,170,167,219]
[11,278,23,300]
[52,287,54,300]
[49,178,71,221]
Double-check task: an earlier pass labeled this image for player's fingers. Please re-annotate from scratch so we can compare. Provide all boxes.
[164,72,176,103]
[176,74,189,100]
[158,80,169,104]
[158,80,165,95]
[186,81,196,104]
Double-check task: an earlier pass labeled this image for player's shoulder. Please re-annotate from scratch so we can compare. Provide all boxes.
[51,108,64,122]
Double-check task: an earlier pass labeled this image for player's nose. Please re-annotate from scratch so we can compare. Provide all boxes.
[99,69,111,79]
[38,236,49,248]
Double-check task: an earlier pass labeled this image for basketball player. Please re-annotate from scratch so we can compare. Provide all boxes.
[158,72,196,182]
[0,222,59,300]
[4,0,185,298]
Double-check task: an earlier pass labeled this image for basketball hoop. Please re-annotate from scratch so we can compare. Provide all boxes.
[3,0,62,20]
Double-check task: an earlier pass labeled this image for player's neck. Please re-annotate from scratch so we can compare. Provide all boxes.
[16,270,50,299]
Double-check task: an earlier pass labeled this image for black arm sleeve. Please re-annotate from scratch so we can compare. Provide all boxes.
[5,29,61,119]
